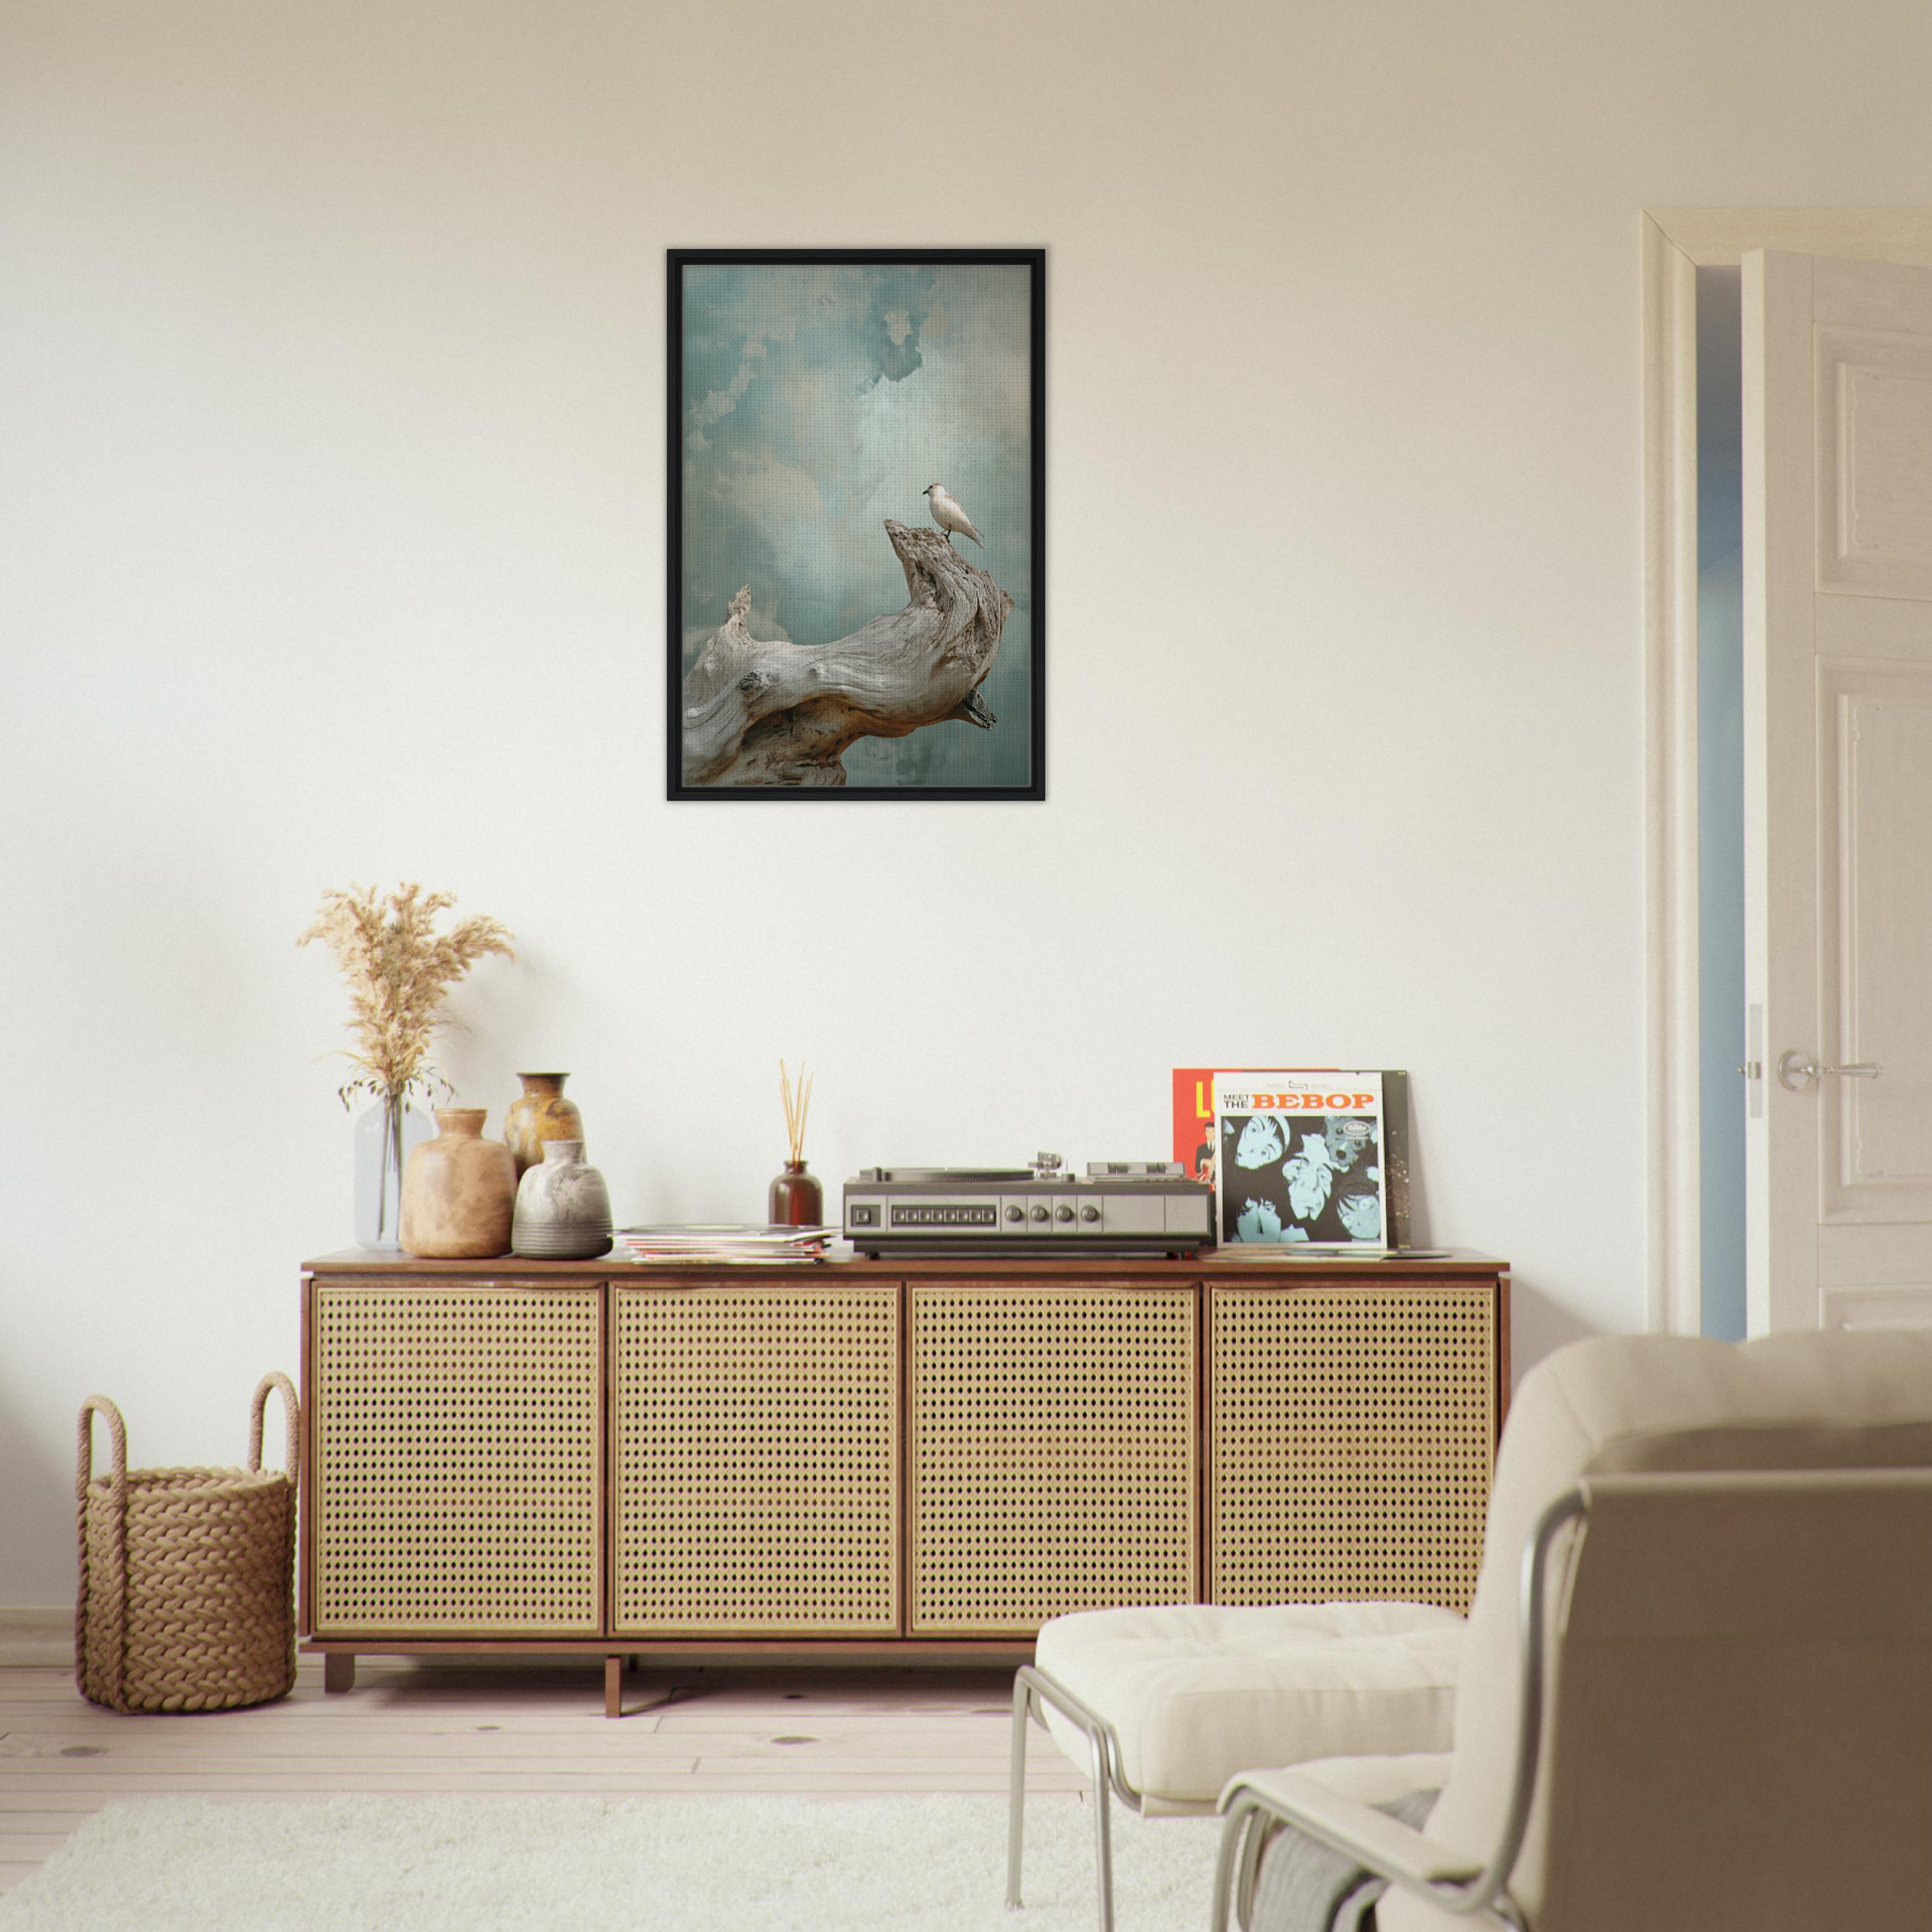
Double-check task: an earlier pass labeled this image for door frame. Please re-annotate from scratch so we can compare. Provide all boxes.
[1641,209,1932,1334]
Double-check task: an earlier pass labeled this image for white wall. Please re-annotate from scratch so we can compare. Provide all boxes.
[4,0,1928,1604]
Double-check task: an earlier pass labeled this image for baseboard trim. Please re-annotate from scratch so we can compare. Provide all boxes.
[0,1606,71,1667]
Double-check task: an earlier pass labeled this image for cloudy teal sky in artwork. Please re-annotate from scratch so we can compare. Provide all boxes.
[680,262,1033,787]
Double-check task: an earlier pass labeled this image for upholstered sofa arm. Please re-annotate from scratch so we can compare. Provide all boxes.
[1221,1764,1472,1886]
[1235,1750,1453,1812]
[1213,1761,1483,1932]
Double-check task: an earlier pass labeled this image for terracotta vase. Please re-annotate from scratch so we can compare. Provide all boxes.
[503,1072,586,1178]
[512,1141,614,1259]
[400,1109,515,1258]
[768,1160,824,1228]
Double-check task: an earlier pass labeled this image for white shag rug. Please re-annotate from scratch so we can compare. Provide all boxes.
[0,1793,1223,1931]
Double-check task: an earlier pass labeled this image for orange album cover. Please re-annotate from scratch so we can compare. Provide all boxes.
[1172,1066,1412,1246]
[1172,1067,1334,1183]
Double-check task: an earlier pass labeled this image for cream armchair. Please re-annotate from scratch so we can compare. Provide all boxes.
[1212,1327,1932,1932]
[1009,1600,1465,1929]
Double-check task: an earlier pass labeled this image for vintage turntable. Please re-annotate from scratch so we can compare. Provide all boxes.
[843,1154,1212,1258]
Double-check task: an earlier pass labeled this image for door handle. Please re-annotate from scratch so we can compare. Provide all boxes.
[1777,1050,1882,1091]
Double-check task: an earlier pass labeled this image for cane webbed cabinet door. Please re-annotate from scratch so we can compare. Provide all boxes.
[611,1281,900,1635]
[310,1281,604,1636]
[907,1280,1198,1634]
[1208,1281,1495,1612]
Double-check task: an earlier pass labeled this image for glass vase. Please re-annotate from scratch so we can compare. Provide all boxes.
[352,1094,432,1250]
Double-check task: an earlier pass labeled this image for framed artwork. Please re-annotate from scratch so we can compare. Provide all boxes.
[668,248,1044,798]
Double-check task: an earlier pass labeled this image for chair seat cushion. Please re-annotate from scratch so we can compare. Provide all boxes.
[1033,1602,1465,1811]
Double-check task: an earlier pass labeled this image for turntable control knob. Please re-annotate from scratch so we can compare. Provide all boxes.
[1080,1205,1101,1223]
[1005,1204,1025,1222]
[1031,1205,1050,1223]
[1055,1204,1075,1223]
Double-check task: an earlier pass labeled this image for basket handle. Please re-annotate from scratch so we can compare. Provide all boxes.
[76,1395,127,1504]
[74,1395,131,1707]
[248,1371,301,1481]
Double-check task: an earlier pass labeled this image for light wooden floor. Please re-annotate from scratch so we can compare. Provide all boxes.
[0,1656,1085,1892]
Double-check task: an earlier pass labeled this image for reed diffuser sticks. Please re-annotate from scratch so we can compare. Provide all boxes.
[770,1059,823,1226]
[778,1058,813,1163]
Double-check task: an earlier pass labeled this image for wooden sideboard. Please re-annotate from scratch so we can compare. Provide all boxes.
[300,1250,1509,1714]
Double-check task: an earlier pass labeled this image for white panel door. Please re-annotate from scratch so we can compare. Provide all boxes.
[1745,250,1932,1331]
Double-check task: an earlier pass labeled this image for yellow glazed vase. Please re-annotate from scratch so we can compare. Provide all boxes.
[399,1109,515,1258]
[503,1072,586,1178]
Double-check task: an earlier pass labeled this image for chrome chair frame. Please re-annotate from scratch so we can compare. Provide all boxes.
[1208,1489,1587,1932]
[1007,1661,1173,1932]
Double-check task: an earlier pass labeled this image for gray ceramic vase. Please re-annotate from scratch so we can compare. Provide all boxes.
[511,1140,614,1260]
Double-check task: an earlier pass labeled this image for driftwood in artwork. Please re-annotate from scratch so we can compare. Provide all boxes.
[680,520,1014,787]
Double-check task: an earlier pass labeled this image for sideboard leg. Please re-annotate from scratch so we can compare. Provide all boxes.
[605,1654,622,1719]
[323,1652,355,1695]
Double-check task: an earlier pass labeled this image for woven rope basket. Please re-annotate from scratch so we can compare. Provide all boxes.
[75,1373,300,1714]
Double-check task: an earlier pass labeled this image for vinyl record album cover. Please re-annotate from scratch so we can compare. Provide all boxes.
[1173,1067,1412,1248]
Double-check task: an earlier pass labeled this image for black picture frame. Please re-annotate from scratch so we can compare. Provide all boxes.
[667,248,1045,800]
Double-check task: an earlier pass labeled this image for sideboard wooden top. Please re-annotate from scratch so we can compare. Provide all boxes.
[305,1247,1507,1281]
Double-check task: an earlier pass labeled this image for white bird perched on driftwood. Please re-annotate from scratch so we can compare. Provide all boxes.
[921,483,984,549]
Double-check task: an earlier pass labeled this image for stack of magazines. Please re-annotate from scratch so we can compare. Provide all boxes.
[613,1224,838,1265]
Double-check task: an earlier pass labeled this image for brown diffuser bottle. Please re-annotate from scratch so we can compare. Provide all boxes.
[768,1059,823,1227]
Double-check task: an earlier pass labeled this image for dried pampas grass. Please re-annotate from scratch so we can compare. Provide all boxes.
[298,883,515,1107]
